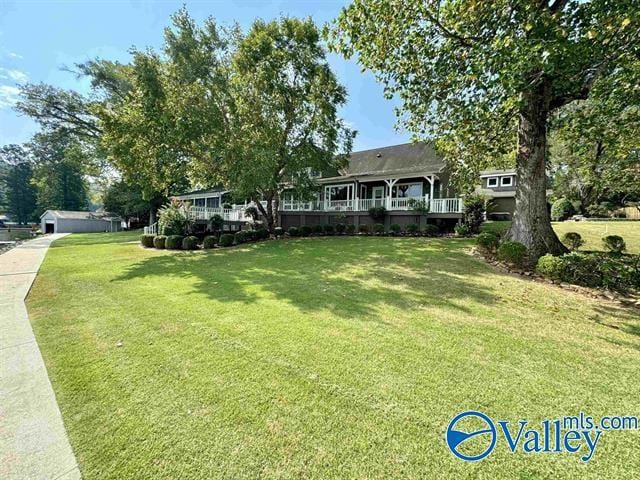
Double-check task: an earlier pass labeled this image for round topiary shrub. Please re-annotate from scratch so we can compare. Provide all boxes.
[300,225,312,237]
[422,224,439,237]
[602,235,626,254]
[497,241,528,267]
[234,231,247,244]
[140,234,155,248]
[454,224,471,237]
[274,227,284,238]
[476,232,499,252]
[255,228,269,240]
[335,223,346,234]
[203,235,217,249]
[288,226,300,237]
[345,224,355,235]
[182,236,198,250]
[166,235,184,250]
[389,224,402,235]
[373,223,385,235]
[153,235,167,249]
[312,224,324,235]
[536,254,565,280]
[358,224,370,235]
[551,197,575,221]
[323,224,335,235]
[219,233,234,247]
[562,232,584,251]
[406,223,419,236]
[368,206,387,222]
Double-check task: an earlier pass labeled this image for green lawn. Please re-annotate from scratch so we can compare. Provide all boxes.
[482,220,640,253]
[28,232,640,479]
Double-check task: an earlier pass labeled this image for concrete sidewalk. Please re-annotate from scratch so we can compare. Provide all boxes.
[1,234,80,479]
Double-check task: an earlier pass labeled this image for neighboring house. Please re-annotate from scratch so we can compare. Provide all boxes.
[40,210,122,234]
[476,169,517,220]
[167,142,465,232]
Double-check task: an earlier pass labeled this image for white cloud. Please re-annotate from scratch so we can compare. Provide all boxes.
[0,68,28,83]
[8,52,23,59]
[0,85,20,109]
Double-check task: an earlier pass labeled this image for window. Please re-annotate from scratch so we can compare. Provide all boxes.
[206,197,220,208]
[325,184,353,201]
[487,177,498,188]
[501,176,513,187]
[392,182,422,198]
[194,198,205,207]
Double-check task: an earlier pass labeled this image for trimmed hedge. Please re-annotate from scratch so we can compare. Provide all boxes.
[288,226,300,237]
[312,224,324,235]
[373,223,385,235]
[203,235,217,249]
[234,231,247,244]
[140,234,155,248]
[255,228,269,240]
[153,235,167,249]
[346,224,356,234]
[358,224,370,234]
[182,236,199,250]
[476,232,499,252]
[389,224,401,235]
[219,233,234,247]
[406,224,419,235]
[166,235,184,250]
[335,223,346,234]
[602,235,626,254]
[300,225,312,237]
[422,224,439,237]
[497,241,528,267]
[323,224,335,235]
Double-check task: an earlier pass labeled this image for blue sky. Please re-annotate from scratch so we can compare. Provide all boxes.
[0,0,410,152]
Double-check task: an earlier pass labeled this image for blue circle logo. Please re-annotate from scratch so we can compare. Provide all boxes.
[446,411,496,461]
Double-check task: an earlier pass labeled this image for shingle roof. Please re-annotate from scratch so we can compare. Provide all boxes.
[41,210,121,220]
[341,142,445,177]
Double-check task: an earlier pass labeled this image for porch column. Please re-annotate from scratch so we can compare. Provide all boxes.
[384,178,398,210]
[429,175,435,207]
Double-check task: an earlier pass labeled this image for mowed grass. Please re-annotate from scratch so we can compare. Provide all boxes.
[28,232,640,479]
[482,220,640,253]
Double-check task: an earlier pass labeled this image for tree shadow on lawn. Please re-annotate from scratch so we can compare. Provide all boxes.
[112,237,499,322]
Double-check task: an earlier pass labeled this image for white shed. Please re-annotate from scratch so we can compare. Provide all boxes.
[40,210,122,234]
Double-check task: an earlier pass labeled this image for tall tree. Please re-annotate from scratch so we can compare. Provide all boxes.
[0,145,38,224]
[103,179,158,224]
[30,131,89,213]
[329,0,640,258]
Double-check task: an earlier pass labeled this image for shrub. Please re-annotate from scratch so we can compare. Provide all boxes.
[562,232,584,251]
[287,226,300,237]
[255,228,269,240]
[368,206,387,222]
[219,233,234,247]
[208,214,224,233]
[153,235,167,249]
[373,223,385,235]
[454,224,471,237]
[389,223,402,235]
[312,224,324,235]
[406,223,419,235]
[158,199,193,235]
[463,194,486,234]
[335,223,346,234]
[346,224,355,234]
[140,234,155,248]
[300,225,312,237]
[203,235,217,249]
[497,241,528,267]
[422,224,439,237]
[358,224,370,234]
[602,235,626,254]
[586,202,613,218]
[559,252,602,288]
[476,232,499,252]
[243,230,256,241]
[166,235,184,250]
[234,231,247,244]
[323,224,335,235]
[408,198,429,215]
[536,254,565,280]
[182,236,199,250]
[274,226,284,238]
[551,197,575,221]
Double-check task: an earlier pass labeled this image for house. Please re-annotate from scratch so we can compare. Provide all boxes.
[164,142,465,232]
[476,169,517,220]
[40,210,122,234]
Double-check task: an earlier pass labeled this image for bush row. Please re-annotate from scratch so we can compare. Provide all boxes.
[140,228,271,251]
[287,223,439,237]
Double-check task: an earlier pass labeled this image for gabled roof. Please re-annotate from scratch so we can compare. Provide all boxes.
[342,142,445,177]
[40,210,121,221]
[173,187,227,199]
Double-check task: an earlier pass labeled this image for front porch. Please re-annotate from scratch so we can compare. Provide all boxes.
[280,196,464,214]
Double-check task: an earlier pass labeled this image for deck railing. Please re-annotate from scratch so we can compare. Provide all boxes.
[430,198,464,214]
[279,196,463,214]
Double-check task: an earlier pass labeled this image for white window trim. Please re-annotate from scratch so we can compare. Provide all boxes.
[500,176,514,186]
[392,182,423,198]
[487,177,499,187]
[324,183,354,201]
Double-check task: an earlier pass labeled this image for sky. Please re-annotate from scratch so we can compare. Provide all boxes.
[0,0,410,152]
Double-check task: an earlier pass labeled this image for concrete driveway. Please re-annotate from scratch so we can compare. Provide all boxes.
[0,234,80,479]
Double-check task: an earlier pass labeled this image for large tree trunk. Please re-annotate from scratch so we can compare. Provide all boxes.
[507,80,567,260]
